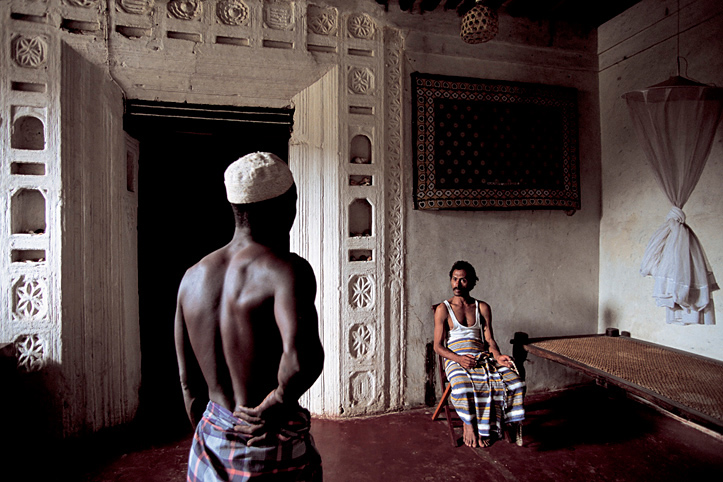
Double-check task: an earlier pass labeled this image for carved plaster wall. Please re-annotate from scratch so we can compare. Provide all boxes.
[0,0,406,433]
[1,10,59,379]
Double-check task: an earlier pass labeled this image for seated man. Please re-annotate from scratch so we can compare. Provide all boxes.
[433,260,525,447]
[175,152,324,480]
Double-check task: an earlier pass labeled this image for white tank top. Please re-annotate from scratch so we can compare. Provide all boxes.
[443,299,483,344]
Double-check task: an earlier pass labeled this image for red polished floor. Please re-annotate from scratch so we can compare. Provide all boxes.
[12,385,723,481]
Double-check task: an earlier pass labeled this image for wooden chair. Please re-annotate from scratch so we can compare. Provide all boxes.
[432,352,458,446]
[430,303,459,446]
[430,303,524,447]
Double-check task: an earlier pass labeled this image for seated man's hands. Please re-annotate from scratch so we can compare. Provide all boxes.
[495,354,514,368]
[233,390,289,446]
[456,354,478,370]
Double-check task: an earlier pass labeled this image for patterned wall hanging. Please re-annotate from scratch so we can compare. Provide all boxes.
[412,73,580,212]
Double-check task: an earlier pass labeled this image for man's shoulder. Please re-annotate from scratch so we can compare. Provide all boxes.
[248,251,315,281]
[181,248,227,281]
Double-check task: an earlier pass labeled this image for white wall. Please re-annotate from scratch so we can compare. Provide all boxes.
[399,7,602,403]
[598,0,723,359]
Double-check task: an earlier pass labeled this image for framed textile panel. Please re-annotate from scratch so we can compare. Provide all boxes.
[412,73,580,212]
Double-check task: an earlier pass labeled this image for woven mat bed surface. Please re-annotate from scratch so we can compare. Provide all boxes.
[530,337,723,423]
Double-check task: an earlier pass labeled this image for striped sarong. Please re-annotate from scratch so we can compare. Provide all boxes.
[444,336,525,438]
[187,401,322,481]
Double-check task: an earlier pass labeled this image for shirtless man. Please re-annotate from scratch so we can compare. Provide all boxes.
[433,260,525,448]
[175,152,324,481]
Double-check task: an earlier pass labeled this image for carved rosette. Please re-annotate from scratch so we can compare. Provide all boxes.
[349,68,374,95]
[168,0,202,20]
[65,0,100,7]
[12,35,48,69]
[118,0,155,15]
[349,323,374,359]
[217,0,250,26]
[349,371,375,407]
[308,5,337,36]
[348,13,375,39]
[15,334,46,372]
[350,274,374,309]
[12,275,48,322]
[263,1,294,30]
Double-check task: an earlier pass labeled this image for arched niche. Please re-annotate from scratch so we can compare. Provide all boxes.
[350,134,371,164]
[349,198,372,237]
[12,188,46,234]
[12,115,45,150]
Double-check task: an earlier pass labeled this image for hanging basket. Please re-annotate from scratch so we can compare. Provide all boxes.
[461,3,499,44]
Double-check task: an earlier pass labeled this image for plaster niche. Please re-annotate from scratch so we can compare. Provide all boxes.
[217,0,250,26]
[349,198,372,237]
[349,323,374,358]
[11,188,46,235]
[349,249,372,262]
[350,134,371,164]
[118,0,155,15]
[11,35,48,69]
[14,334,46,372]
[263,0,294,31]
[12,275,49,322]
[12,115,45,150]
[350,275,374,309]
[168,0,202,20]
[308,4,337,36]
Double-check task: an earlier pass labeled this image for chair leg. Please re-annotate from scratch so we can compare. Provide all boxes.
[431,384,451,421]
[441,392,457,447]
[516,423,523,447]
[504,422,523,446]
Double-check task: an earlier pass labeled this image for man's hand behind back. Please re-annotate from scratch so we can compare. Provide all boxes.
[233,389,291,446]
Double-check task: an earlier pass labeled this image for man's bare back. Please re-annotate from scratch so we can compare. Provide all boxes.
[176,241,321,424]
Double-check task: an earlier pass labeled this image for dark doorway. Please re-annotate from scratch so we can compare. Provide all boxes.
[124,101,293,436]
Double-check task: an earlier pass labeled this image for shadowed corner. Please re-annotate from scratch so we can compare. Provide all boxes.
[0,344,65,478]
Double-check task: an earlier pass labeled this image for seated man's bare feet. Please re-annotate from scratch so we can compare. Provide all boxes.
[463,423,477,447]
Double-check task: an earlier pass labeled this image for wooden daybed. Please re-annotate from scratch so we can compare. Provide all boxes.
[512,332,723,434]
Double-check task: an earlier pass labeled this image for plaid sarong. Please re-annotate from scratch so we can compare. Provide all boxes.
[444,336,525,438]
[187,401,322,481]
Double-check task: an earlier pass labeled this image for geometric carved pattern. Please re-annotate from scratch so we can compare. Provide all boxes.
[118,0,155,15]
[385,31,404,279]
[348,13,374,39]
[15,334,46,372]
[66,0,100,7]
[350,274,374,309]
[168,0,202,20]
[385,29,407,408]
[349,68,374,95]
[11,275,48,322]
[349,371,374,407]
[263,0,294,30]
[349,323,374,359]
[307,4,337,36]
[217,0,250,26]
[12,35,48,69]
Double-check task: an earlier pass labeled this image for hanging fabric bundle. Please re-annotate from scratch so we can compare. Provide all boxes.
[623,77,723,325]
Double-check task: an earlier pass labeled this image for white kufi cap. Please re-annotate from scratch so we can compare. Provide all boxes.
[224,152,294,204]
